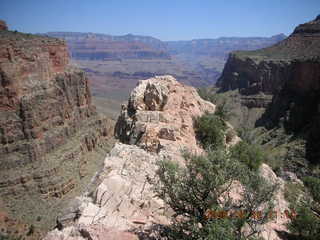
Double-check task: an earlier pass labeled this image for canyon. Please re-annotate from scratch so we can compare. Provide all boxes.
[216,15,320,166]
[44,32,285,120]
[0,13,319,240]
[0,23,114,238]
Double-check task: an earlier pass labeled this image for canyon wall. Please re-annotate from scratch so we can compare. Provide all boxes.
[45,32,170,61]
[0,24,113,238]
[43,32,286,108]
[216,16,320,163]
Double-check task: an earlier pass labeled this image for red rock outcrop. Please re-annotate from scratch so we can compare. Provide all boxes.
[0,30,113,238]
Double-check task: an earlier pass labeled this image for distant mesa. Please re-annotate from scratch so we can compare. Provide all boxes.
[0,20,8,31]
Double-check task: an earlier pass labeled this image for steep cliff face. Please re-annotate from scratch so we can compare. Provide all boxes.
[217,16,320,163]
[0,28,113,238]
[218,16,320,95]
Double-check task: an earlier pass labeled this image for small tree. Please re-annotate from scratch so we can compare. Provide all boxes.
[152,149,276,240]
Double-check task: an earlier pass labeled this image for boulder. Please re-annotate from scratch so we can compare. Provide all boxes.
[115,75,216,160]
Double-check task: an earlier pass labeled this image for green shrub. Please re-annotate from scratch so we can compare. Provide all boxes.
[303,176,320,203]
[288,205,320,240]
[195,113,227,149]
[152,149,276,240]
[230,141,264,171]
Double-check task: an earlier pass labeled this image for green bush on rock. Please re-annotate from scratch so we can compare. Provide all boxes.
[230,141,264,171]
[195,113,227,149]
[152,149,276,240]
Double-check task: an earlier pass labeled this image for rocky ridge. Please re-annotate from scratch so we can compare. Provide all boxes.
[46,76,290,240]
[45,75,217,239]
[0,27,113,238]
[115,75,216,159]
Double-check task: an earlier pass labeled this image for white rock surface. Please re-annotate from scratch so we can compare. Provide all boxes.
[45,76,289,240]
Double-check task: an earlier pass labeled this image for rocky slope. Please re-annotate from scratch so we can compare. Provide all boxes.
[216,15,320,165]
[0,23,114,239]
[45,75,216,240]
[217,17,320,117]
[45,76,291,240]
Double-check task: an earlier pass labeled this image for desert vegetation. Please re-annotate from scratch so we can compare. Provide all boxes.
[150,110,277,239]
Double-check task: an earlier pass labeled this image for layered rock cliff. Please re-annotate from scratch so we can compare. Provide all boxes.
[45,32,170,61]
[217,15,320,94]
[0,25,113,238]
[216,15,320,164]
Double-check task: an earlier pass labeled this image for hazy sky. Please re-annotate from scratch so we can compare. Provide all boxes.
[0,0,319,41]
